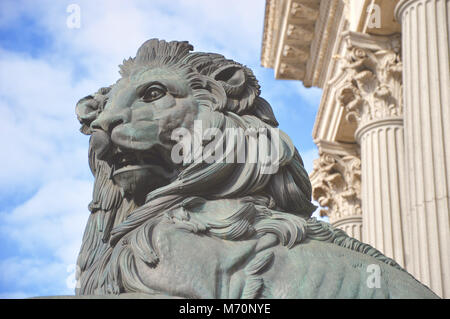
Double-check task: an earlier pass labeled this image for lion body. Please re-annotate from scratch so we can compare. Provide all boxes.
[76,196,437,298]
[136,222,438,299]
[74,39,438,299]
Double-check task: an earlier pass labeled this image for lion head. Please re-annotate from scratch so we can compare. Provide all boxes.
[76,39,315,212]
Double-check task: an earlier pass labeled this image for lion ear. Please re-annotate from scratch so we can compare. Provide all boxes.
[76,96,98,135]
[75,86,112,135]
[212,65,246,97]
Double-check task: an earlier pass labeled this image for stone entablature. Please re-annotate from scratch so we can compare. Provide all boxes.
[261,0,321,81]
[261,0,400,87]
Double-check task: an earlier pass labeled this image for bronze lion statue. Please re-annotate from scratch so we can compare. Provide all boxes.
[74,39,438,298]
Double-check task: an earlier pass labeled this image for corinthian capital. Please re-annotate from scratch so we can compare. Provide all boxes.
[310,145,361,224]
[336,32,402,128]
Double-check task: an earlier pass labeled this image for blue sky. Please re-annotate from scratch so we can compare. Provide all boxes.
[0,0,322,298]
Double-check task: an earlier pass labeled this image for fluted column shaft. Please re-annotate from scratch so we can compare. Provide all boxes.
[396,0,450,298]
[356,119,410,268]
[333,216,363,240]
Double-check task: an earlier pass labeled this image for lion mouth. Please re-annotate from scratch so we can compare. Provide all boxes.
[111,149,168,174]
[107,147,176,200]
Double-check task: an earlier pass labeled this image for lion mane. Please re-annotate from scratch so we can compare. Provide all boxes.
[75,39,418,297]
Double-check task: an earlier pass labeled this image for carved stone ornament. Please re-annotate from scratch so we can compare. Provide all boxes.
[261,0,320,81]
[311,152,361,223]
[73,39,437,298]
[337,35,403,130]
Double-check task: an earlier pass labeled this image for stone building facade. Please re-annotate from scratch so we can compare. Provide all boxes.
[261,0,449,298]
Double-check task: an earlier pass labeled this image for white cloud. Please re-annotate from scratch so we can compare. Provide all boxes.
[0,257,73,298]
[1,179,92,262]
[0,50,96,192]
[0,179,92,297]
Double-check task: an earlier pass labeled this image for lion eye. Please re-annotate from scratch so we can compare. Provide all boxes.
[142,86,165,102]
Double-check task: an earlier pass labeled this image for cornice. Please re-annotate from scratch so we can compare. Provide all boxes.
[260,0,321,81]
[304,0,344,87]
[261,0,283,68]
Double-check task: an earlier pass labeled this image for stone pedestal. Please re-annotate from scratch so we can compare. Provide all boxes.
[337,32,411,269]
[395,0,450,298]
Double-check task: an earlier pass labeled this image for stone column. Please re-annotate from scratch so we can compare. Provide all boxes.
[357,118,408,267]
[395,0,450,298]
[337,32,411,269]
[310,141,362,240]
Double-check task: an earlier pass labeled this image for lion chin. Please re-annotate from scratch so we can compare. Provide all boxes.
[73,39,439,299]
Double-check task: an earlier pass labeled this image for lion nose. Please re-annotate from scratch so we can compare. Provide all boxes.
[90,109,130,133]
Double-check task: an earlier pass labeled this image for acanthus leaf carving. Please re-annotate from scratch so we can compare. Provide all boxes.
[337,36,403,128]
[311,151,361,223]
